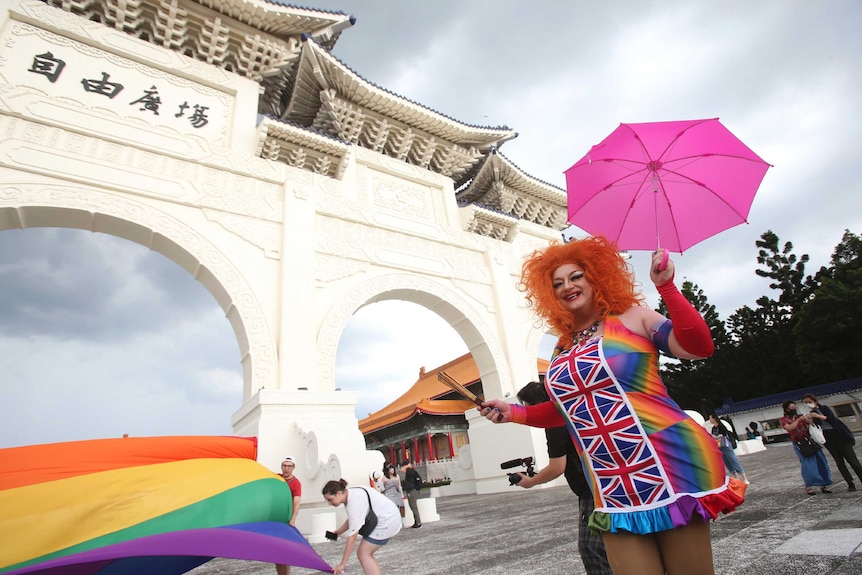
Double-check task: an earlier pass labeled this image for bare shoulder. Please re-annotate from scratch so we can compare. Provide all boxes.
[616,305,665,338]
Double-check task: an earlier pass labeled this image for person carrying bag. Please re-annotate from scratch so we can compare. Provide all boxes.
[804,393,862,491]
[355,488,378,537]
[322,479,401,575]
[780,401,833,495]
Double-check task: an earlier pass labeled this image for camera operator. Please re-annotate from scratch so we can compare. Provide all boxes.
[516,381,613,575]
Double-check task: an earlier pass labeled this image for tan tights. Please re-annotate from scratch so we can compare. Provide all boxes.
[601,520,714,575]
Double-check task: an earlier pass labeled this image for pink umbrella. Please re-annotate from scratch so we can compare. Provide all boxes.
[565,118,772,255]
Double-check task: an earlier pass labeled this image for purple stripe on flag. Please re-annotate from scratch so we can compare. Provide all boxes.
[2,523,331,575]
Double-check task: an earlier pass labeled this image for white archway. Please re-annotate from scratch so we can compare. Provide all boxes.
[317,273,511,400]
[0,0,568,517]
[0,185,277,399]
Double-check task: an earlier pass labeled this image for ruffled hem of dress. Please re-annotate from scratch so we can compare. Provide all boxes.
[587,478,747,535]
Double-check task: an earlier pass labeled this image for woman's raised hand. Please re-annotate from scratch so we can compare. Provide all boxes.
[650,249,675,286]
[477,399,511,423]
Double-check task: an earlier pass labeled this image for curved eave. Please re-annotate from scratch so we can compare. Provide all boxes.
[465,203,520,224]
[286,39,517,148]
[359,405,422,434]
[458,151,567,205]
[195,0,354,40]
[258,115,351,154]
[359,399,476,435]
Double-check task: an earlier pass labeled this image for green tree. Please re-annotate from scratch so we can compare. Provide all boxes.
[656,230,862,413]
[793,230,862,382]
[755,230,817,314]
[722,297,802,398]
[716,231,817,396]
[657,280,727,412]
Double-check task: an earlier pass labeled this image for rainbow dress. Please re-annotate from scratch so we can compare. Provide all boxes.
[513,315,745,534]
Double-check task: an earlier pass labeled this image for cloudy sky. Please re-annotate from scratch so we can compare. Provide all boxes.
[2,1,860,447]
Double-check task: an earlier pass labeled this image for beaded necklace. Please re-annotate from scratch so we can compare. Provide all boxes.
[574,320,601,345]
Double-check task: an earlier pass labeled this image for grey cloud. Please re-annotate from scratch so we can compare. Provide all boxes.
[0,228,222,341]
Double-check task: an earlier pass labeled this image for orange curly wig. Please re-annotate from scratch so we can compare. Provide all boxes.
[520,236,644,350]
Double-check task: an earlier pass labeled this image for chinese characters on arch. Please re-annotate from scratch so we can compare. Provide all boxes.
[28,51,211,129]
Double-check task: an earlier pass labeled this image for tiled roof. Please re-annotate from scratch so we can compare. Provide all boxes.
[715,377,862,416]
[285,37,517,145]
[196,0,354,41]
[458,148,565,198]
[359,353,550,434]
[262,1,349,16]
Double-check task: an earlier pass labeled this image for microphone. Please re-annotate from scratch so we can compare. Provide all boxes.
[500,457,532,470]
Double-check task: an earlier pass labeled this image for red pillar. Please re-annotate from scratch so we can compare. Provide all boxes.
[426,433,434,462]
[389,444,395,465]
[413,438,420,464]
[401,441,406,463]
[447,431,455,459]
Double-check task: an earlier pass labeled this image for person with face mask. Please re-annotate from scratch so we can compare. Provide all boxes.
[780,401,834,495]
[802,393,862,491]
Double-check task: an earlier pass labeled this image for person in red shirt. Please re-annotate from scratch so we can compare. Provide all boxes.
[780,402,833,495]
[276,457,302,575]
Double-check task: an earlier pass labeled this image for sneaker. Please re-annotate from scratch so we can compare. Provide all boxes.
[411,523,422,528]
[744,479,751,485]
[849,483,857,492]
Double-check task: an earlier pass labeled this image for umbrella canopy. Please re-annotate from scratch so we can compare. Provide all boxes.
[565,118,771,253]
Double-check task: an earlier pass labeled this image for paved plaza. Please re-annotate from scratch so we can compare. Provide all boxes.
[197,439,862,575]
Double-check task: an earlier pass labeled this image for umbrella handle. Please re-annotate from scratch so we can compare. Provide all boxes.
[655,249,669,272]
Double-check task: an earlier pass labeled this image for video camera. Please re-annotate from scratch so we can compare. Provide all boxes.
[500,456,536,485]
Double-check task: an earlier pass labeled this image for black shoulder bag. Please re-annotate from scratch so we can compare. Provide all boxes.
[353,488,378,537]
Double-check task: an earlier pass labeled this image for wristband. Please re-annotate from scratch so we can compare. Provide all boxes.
[509,404,527,425]
[649,318,673,355]
[656,281,714,358]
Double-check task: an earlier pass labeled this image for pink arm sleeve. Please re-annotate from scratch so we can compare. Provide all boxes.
[510,401,566,428]
[656,280,715,358]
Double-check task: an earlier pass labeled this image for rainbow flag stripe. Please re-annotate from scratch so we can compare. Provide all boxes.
[0,436,331,575]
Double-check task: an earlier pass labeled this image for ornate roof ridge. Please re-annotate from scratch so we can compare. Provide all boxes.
[300,36,517,137]
[193,0,355,49]
[260,0,351,17]
[492,149,565,192]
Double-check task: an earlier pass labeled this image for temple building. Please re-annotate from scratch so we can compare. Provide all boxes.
[360,354,550,486]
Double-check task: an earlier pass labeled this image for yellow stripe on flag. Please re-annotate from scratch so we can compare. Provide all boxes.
[0,458,277,568]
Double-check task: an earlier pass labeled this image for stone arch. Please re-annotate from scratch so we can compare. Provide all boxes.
[316,272,511,400]
[0,183,277,401]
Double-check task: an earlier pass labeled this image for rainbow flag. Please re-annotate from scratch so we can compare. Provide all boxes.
[0,436,331,575]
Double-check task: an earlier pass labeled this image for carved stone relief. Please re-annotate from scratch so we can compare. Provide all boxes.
[315,215,490,285]
[314,253,369,287]
[371,174,432,220]
[0,116,284,221]
[204,208,281,258]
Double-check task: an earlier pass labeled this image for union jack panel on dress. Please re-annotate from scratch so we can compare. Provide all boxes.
[548,339,672,509]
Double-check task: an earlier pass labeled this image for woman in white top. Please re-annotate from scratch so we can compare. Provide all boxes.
[322,478,402,575]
